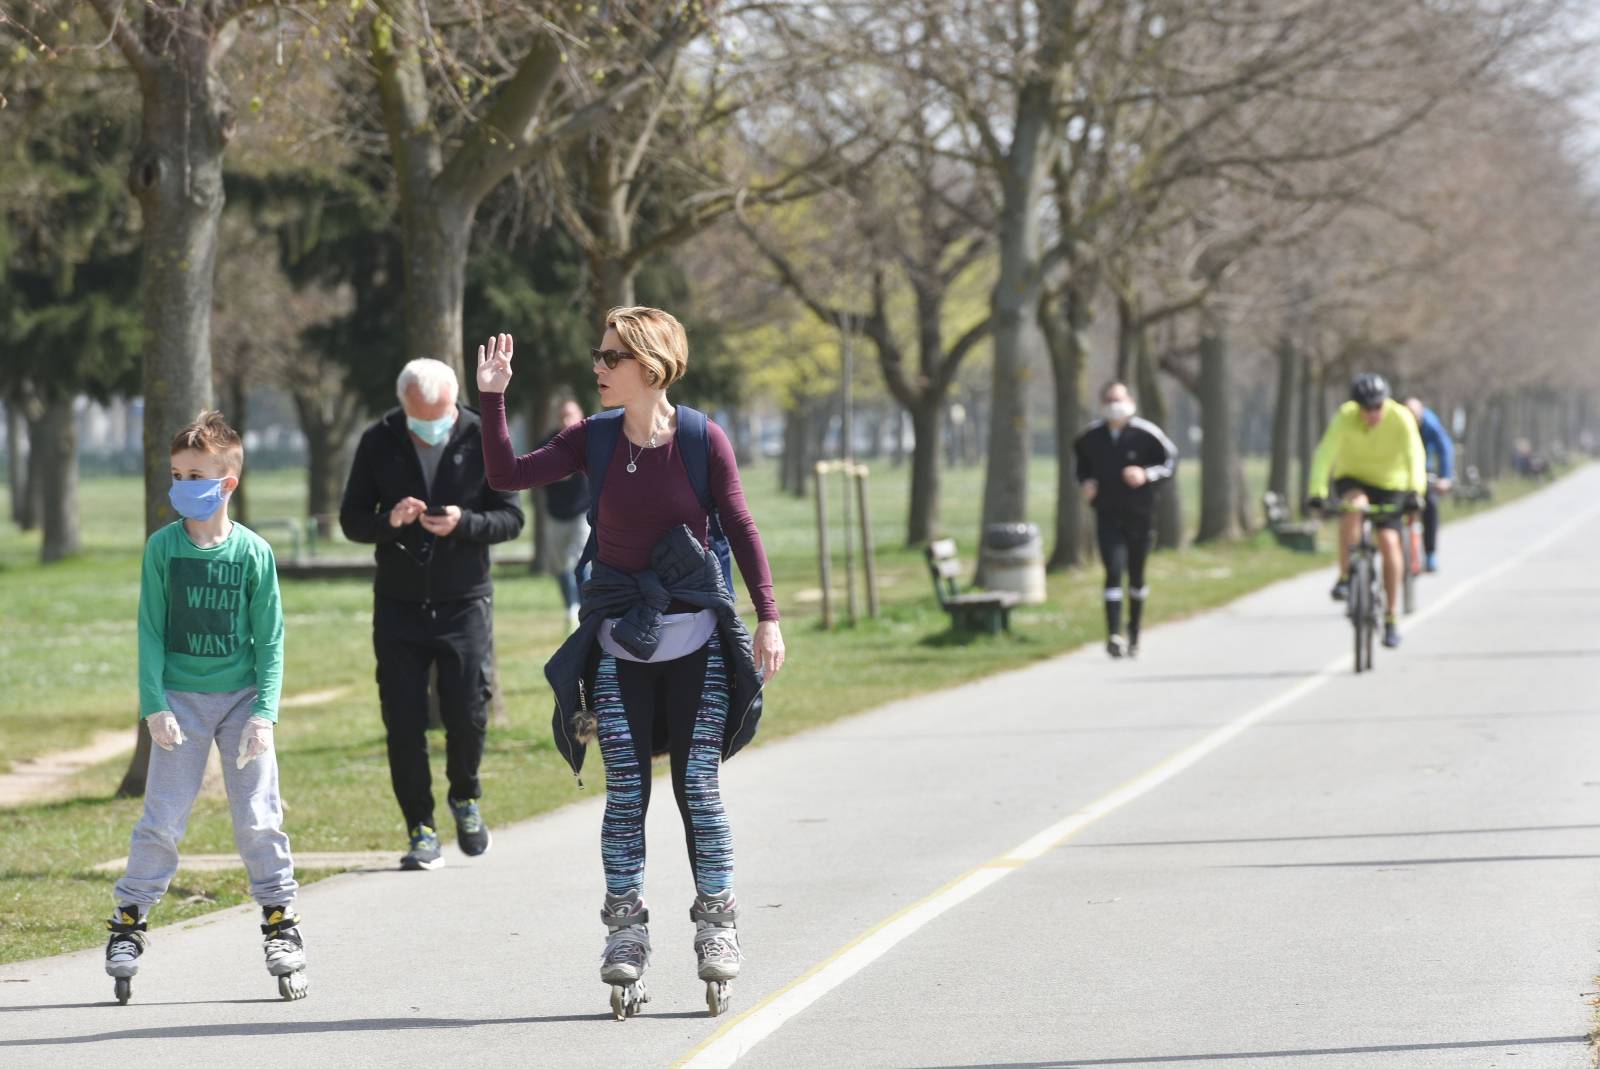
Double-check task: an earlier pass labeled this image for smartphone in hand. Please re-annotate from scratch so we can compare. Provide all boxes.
[425,505,447,517]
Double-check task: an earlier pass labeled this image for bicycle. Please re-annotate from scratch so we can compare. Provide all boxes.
[1316,500,1409,673]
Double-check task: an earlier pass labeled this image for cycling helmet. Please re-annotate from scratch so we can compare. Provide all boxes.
[1349,372,1390,409]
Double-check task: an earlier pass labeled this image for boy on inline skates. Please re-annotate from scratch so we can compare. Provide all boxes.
[103,411,307,1003]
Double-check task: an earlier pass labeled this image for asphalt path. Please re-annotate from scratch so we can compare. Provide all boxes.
[5,467,1598,1069]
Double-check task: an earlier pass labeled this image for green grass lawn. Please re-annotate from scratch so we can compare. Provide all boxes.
[0,451,1562,963]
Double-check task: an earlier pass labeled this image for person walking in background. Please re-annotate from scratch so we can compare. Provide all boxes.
[106,411,307,1003]
[339,358,525,870]
[1404,397,1455,572]
[1074,381,1179,660]
[476,307,784,1020]
[541,397,591,630]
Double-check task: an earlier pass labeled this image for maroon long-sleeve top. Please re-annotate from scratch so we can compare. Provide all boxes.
[480,392,779,622]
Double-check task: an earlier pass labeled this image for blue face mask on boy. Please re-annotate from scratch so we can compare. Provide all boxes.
[169,477,229,521]
[407,413,456,446]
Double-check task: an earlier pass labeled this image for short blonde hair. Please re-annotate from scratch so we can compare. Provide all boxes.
[170,410,244,476]
[607,306,688,389]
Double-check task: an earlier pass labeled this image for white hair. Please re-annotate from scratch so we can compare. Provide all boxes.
[396,359,459,405]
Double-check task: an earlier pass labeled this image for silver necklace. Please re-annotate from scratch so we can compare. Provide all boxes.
[625,419,660,474]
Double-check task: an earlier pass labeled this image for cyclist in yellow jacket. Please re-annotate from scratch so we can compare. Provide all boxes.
[1306,373,1426,648]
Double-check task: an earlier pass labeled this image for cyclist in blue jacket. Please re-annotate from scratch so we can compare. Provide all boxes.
[1404,398,1455,572]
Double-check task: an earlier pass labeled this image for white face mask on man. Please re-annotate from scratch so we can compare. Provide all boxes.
[1103,400,1136,424]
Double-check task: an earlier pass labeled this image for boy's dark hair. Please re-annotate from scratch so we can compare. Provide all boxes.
[170,410,244,475]
[1101,380,1132,403]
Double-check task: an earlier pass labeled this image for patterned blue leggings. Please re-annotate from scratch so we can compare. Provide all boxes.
[594,633,733,897]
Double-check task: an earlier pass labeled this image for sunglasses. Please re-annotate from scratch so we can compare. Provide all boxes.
[590,347,636,370]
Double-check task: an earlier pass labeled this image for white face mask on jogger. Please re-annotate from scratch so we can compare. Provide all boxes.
[1103,401,1136,423]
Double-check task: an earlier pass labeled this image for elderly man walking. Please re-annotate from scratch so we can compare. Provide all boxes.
[340,358,525,870]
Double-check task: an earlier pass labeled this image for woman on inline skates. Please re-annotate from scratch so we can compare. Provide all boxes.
[475,307,784,1020]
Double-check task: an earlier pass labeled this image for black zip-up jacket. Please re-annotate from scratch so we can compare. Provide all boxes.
[1073,417,1179,519]
[544,524,764,780]
[339,405,525,602]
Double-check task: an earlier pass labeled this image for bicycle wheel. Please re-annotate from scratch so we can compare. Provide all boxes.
[1350,555,1372,673]
[1402,522,1417,615]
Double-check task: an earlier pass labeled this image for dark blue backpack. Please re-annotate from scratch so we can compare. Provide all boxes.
[574,406,736,600]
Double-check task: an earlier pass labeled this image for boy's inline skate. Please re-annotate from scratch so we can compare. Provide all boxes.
[104,906,148,1005]
[692,890,742,1017]
[600,890,651,1020]
[261,906,308,1000]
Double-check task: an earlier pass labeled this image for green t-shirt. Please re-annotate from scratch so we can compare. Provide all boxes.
[137,521,284,722]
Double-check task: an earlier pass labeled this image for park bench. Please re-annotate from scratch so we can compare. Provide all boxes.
[925,538,1021,634]
[1261,491,1319,553]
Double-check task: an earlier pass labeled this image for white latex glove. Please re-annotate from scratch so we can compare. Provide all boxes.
[236,715,274,770]
[147,711,186,751]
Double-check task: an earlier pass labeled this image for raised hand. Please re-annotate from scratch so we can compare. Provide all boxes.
[476,333,514,394]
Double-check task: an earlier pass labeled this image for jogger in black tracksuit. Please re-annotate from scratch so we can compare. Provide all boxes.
[340,359,524,869]
[1073,382,1178,659]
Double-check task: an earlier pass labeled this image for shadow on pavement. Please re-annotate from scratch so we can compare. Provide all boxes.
[909,1033,1587,1066]
[0,998,281,1013]
[1075,822,1600,849]
[1233,854,1600,868]
[0,1011,709,1044]
[1413,648,1600,661]
[1113,670,1319,684]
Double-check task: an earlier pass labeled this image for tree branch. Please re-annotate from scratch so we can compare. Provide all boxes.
[83,0,151,77]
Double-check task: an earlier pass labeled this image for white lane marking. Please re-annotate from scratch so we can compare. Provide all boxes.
[676,500,1600,1069]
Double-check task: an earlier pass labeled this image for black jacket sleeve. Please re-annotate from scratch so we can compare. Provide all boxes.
[1141,423,1178,483]
[339,428,403,545]
[457,484,526,545]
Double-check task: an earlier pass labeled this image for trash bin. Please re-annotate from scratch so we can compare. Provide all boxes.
[978,522,1046,604]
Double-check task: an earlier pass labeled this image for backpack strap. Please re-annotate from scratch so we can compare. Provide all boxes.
[674,406,736,597]
[574,410,625,590]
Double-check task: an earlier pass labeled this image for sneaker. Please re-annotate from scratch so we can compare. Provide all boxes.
[400,824,444,870]
[1424,553,1438,573]
[692,890,742,983]
[1383,621,1402,648]
[1330,578,1349,601]
[1127,641,1140,660]
[448,797,491,857]
[1105,635,1127,659]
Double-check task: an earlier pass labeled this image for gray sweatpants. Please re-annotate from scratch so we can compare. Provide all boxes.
[114,687,298,910]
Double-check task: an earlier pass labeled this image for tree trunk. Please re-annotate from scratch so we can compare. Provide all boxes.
[906,399,943,545]
[1268,335,1297,501]
[36,394,81,563]
[23,406,46,532]
[398,197,473,377]
[132,55,228,536]
[1115,293,1136,382]
[224,372,249,526]
[114,6,233,798]
[979,89,1055,562]
[1233,455,1254,534]
[1043,288,1089,570]
[5,397,27,528]
[729,409,754,467]
[1296,356,1316,518]
[1195,316,1240,543]
[1130,310,1183,550]
[586,256,637,330]
[292,391,360,540]
[1492,394,1511,478]
[781,406,806,497]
